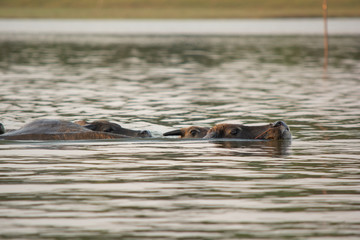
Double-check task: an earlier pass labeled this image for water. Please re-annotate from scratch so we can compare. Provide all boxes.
[1,18,360,35]
[0,20,360,239]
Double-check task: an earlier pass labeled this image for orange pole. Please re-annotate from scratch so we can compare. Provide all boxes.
[323,0,328,72]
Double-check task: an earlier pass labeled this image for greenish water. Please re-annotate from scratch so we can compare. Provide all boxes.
[0,29,360,239]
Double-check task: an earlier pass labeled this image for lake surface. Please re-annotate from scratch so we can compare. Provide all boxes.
[1,18,360,35]
[0,19,360,239]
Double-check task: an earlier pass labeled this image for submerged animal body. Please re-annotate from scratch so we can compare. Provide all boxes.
[204,121,291,140]
[163,126,210,138]
[1,118,291,141]
[0,119,150,141]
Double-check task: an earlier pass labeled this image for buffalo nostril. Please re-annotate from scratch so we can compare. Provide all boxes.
[274,121,290,131]
[274,121,284,127]
[140,130,152,138]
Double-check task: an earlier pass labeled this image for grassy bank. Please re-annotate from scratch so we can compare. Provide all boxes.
[0,0,359,19]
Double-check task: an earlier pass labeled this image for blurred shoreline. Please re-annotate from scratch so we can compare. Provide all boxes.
[0,0,359,19]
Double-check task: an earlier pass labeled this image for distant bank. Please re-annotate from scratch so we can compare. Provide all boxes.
[0,0,359,19]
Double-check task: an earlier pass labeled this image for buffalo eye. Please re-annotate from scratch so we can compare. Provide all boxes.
[230,128,239,136]
[190,129,199,136]
[104,126,114,132]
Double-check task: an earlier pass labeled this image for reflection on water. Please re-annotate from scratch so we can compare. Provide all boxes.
[0,32,360,239]
[215,140,291,157]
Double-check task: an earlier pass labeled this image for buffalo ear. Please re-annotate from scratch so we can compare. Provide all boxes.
[163,129,182,136]
[203,131,217,139]
[0,123,5,134]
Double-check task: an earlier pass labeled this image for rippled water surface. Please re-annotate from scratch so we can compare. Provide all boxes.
[0,23,360,239]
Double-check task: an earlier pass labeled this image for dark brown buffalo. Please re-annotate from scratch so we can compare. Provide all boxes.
[0,119,151,141]
[203,121,291,140]
[163,126,210,138]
